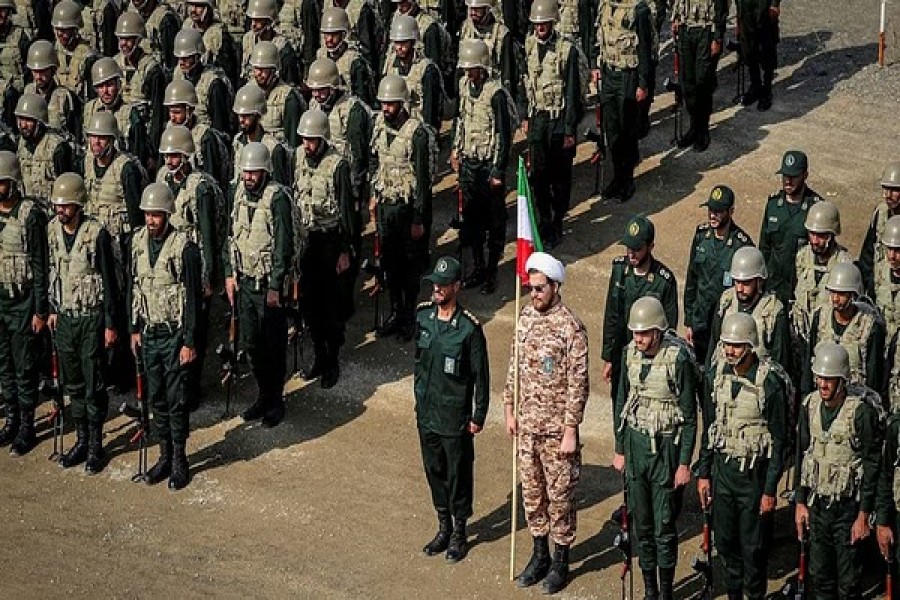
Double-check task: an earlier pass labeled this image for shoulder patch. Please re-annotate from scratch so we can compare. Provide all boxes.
[416,301,434,311]
[461,308,481,326]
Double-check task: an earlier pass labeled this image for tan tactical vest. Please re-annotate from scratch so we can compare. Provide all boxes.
[115,51,159,105]
[383,52,437,124]
[791,244,852,340]
[84,152,136,237]
[889,348,900,415]
[713,290,783,360]
[277,0,306,52]
[876,266,900,344]
[0,197,35,289]
[55,39,97,99]
[240,31,292,81]
[558,0,580,40]
[524,33,571,116]
[672,0,716,27]
[294,147,343,232]
[598,0,640,70]
[48,215,105,313]
[707,360,774,470]
[174,64,233,127]
[165,171,215,286]
[311,93,369,190]
[455,78,504,163]
[316,42,366,91]
[131,225,188,327]
[0,26,26,93]
[140,3,177,67]
[813,302,880,387]
[18,130,67,202]
[229,183,280,280]
[81,0,117,56]
[260,82,296,143]
[82,98,136,155]
[23,82,76,132]
[231,131,285,185]
[12,0,36,39]
[459,17,509,77]
[371,113,421,203]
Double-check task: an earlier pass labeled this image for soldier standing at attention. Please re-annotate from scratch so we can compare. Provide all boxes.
[51,0,98,104]
[129,0,179,73]
[231,82,293,187]
[25,39,81,137]
[317,7,376,108]
[876,216,900,345]
[383,14,443,131]
[736,0,779,111]
[504,252,588,595]
[614,296,698,600]
[172,28,234,134]
[247,40,306,149]
[0,0,30,130]
[183,0,239,87]
[15,93,74,207]
[859,162,900,298]
[415,255,489,564]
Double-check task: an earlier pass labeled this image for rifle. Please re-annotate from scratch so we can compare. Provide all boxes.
[448,185,466,268]
[286,278,307,377]
[129,351,148,482]
[611,475,633,600]
[47,335,65,462]
[887,541,894,600]
[727,15,745,103]
[360,231,386,331]
[584,103,606,196]
[692,492,713,600]
[781,522,809,599]
[215,307,244,419]
[663,29,683,145]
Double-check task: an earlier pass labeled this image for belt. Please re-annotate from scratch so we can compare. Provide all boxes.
[143,321,180,334]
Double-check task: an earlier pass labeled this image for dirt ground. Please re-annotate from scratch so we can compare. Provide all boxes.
[3,2,899,598]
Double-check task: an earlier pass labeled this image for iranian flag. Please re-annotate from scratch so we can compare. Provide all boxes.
[516,156,543,282]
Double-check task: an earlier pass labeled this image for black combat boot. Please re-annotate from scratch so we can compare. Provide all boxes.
[0,403,20,446]
[462,255,486,290]
[144,440,172,485]
[241,398,268,421]
[303,342,327,381]
[261,397,286,428]
[659,567,675,600]
[542,544,569,594]
[423,510,452,555]
[741,84,762,106]
[642,568,659,599]
[757,74,773,111]
[376,296,403,337]
[61,419,89,468]
[516,535,551,588]
[677,115,697,148]
[693,120,711,152]
[446,518,468,563]
[10,408,36,456]
[727,591,742,600]
[85,420,106,474]
[320,346,340,390]
[168,443,190,490]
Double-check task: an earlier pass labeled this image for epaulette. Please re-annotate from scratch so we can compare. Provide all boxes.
[416,300,434,311]
[734,229,750,244]
[461,308,481,326]
[612,255,626,265]
[657,265,672,280]
[696,223,710,232]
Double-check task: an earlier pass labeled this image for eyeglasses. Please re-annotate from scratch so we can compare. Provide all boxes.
[525,283,552,294]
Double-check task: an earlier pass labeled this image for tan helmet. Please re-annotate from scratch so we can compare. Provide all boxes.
[14,93,49,125]
[245,0,277,19]
[163,79,198,107]
[52,0,83,29]
[296,108,330,140]
[115,11,146,38]
[249,41,279,70]
[810,341,851,380]
[27,40,58,70]
[730,246,767,281]
[0,151,21,183]
[804,200,841,235]
[159,125,196,156]
[377,73,410,103]
[321,6,350,33]
[457,39,490,70]
[720,312,759,347]
[187,0,214,5]
[0,0,15,11]
[825,262,862,295]
[529,0,559,23]
[173,28,205,58]
[627,296,668,332]
[91,57,123,86]
[466,0,494,7]
[389,14,420,42]
[239,142,272,173]
[233,83,267,115]
[305,57,340,89]
[882,162,900,189]
[883,215,900,248]
[84,111,120,137]
[139,182,176,214]
[50,172,87,207]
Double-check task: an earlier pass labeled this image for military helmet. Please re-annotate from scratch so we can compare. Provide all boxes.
[810,342,851,380]
[239,142,272,173]
[52,1,83,29]
[457,39,490,70]
[14,93,49,125]
[159,125,196,156]
[91,57,123,86]
[466,0,494,7]
[233,83,267,115]
[0,0,15,11]
[246,0,277,19]
[882,162,900,189]
[825,262,862,295]
[173,28,205,58]
[883,216,900,248]
[115,10,146,37]
[389,14,420,42]
[296,108,330,140]
[163,79,198,107]
[27,40,58,70]
[84,111,120,137]
[305,57,340,89]
[249,41,279,69]
[186,0,214,6]
[804,200,841,235]
[627,296,668,332]
[139,182,176,214]
[719,312,759,347]
[320,6,350,33]
[529,0,559,23]
[376,73,410,103]
[730,246,768,280]
[50,172,87,207]
[0,151,21,183]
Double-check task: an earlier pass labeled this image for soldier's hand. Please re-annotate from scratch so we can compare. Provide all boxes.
[559,426,577,457]
[266,289,281,307]
[685,326,694,346]
[877,524,894,558]
[32,314,46,334]
[336,252,350,274]
[710,40,722,58]
[603,361,613,384]
[179,346,197,365]
[759,494,776,515]
[671,19,680,37]
[768,6,780,19]
[613,452,625,472]
[130,332,142,357]
[504,404,517,437]
[697,478,712,508]
[794,503,809,541]
[521,119,529,134]
[851,512,872,544]
[591,69,601,84]
[674,464,691,488]
[467,421,482,435]
[225,276,239,306]
[47,314,58,332]
[411,223,425,240]
[368,197,378,221]
[636,87,647,103]
[449,149,460,173]
[203,284,213,299]
[104,327,117,349]
[489,176,503,190]
[562,135,575,150]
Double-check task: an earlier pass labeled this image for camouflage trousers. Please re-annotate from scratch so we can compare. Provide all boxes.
[518,432,581,546]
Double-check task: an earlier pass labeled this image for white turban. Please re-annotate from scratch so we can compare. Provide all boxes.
[524,252,566,284]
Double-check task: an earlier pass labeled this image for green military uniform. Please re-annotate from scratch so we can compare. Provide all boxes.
[52,8,99,104]
[383,48,444,131]
[80,0,120,58]
[82,150,146,242]
[114,48,166,157]
[737,0,779,110]
[25,39,82,137]
[175,62,233,134]
[707,289,790,369]
[876,412,900,568]
[258,80,306,150]
[17,125,75,210]
[317,39,376,109]
[241,32,301,86]
[459,6,519,106]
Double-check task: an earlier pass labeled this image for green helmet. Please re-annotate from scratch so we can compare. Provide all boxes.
[883,216,900,248]
[627,296,668,332]
[115,11,146,37]
[376,73,409,103]
[84,111,119,137]
[321,6,350,33]
[233,83,267,115]
[139,182,176,214]
[296,108,330,139]
[825,262,862,295]
[457,39,490,70]
[730,246,767,280]
[305,57,340,89]
[245,0,277,19]
[27,40,58,70]
[390,14,420,42]
[51,0,83,29]
[14,93,48,125]
[173,28,205,58]
[91,57,123,86]
[529,0,559,23]
[50,172,87,207]
[163,79,198,107]
[882,162,900,189]
[158,125,195,155]
[719,312,758,347]
[810,341,850,380]
[804,200,841,235]
[239,142,272,172]
[0,151,21,183]
[249,41,279,70]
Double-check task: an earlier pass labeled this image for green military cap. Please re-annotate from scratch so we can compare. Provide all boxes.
[424,256,462,285]
[621,215,654,250]
[776,150,808,176]
[700,185,735,211]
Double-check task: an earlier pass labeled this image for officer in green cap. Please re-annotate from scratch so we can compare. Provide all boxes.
[758,149,821,307]
[602,214,678,405]
[795,342,884,599]
[859,161,900,298]
[684,185,754,366]
[736,0,779,111]
[415,254,489,564]
[697,312,791,600]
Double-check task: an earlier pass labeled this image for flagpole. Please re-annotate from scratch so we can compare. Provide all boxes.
[510,274,520,581]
